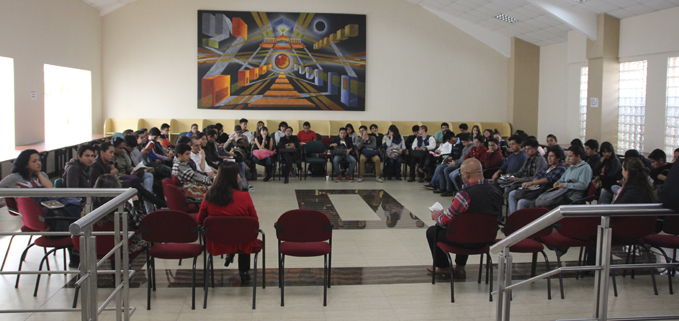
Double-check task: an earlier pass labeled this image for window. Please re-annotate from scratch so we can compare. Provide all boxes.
[44,64,92,145]
[579,67,588,141]
[0,56,15,151]
[617,60,647,154]
[666,57,679,155]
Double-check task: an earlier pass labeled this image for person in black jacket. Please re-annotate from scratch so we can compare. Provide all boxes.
[278,126,300,184]
[63,145,96,188]
[648,149,673,189]
[329,127,356,183]
[584,139,601,171]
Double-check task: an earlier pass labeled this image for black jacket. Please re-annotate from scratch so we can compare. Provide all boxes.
[63,158,93,188]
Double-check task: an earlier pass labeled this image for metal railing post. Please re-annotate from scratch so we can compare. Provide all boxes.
[79,231,90,321]
[121,205,130,321]
[593,216,612,321]
[504,252,513,321]
[496,248,507,321]
[87,230,99,320]
[113,211,122,321]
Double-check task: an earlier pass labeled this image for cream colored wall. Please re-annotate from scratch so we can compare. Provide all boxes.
[539,7,679,152]
[101,0,509,128]
[0,0,102,146]
[537,42,569,143]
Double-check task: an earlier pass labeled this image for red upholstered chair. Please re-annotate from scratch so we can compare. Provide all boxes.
[569,182,598,204]
[15,197,76,296]
[275,209,332,306]
[431,213,499,303]
[140,210,204,310]
[171,175,181,187]
[161,179,199,220]
[2,197,39,271]
[202,216,264,309]
[539,216,600,299]
[644,215,679,294]
[499,208,553,299]
[609,214,659,295]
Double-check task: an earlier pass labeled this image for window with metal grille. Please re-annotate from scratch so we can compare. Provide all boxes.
[666,57,679,155]
[617,60,647,154]
[579,67,588,141]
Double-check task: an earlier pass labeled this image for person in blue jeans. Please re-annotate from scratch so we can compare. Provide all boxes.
[436,133,473,196]
[329,127,356,183]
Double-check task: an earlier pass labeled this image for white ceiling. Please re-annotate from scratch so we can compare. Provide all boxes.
[404,0,679,47]
[83,0,679,47]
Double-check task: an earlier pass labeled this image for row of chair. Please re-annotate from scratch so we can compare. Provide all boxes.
[433,207,679,303]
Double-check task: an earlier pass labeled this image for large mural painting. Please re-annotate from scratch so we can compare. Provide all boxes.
[198,11,366,111]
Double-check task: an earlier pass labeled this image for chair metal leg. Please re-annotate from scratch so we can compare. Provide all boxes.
[576,247,583,280]
[1,235,15,271]
[323,254,328,306]
[641,245,658,295]
[72,276,80,308]
[203,255,211,309]
[280,255,285,306]
[445,253,454,303]
[327,251,332,289]
[261,236,266,289]
[631,245,637,279]
[488,254,493,302]
[556,253,565,299]
[146,251,151,310]
[253,253,258,309]
[540,251,552,300]
[623,245,632,277]
[191,256,197,310]
[15,243,35,288]
[152,257,157,292]
[34,248,58,297]
[178,259,182,266]
[43,248,51,271]
[478,254,483,284]
[62,249,67,277]
[530,253,538,277]
[210,256,215,288]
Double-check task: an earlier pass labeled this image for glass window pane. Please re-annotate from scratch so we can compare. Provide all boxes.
[618,60,647,154]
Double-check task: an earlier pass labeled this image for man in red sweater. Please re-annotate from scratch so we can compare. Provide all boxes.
[297,121,317,144]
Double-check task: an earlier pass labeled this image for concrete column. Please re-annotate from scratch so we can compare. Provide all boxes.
[507,38,540,136]
[586,14,620,145]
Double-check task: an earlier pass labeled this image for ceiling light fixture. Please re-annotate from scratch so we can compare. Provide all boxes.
[574,0,587,2]
[495,14,518,23]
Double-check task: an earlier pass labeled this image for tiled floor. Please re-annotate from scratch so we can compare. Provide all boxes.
[0,176,676,320]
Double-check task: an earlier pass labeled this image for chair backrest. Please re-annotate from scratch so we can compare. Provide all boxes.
[275,209,332,243]
[444,213,498,244]
[171,175,182,187]
[53,178,65,188]
[140,210,199,243]
[315,133,322,140]
[504,208,551,239]
[305,140,325,154]
[556,217,600,240]
[203,216,259,245]
[611,215,657,239]
[661,215,679,236]
[585,182,597,198]
[162,183,191,213]
[161,178,173,186]
[16,197,48,231]
[321,137,332,148]
[5,197,20,216]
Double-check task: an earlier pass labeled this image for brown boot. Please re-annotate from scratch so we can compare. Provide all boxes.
[426,266,451,277]
[453,265,466,280]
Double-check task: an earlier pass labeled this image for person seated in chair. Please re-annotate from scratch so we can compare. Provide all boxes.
[479,138,504,171]
[186,123,199,138]
[584,139,601,171]
[63,145,96,188]
[252,126,275,182]
[408,125,436,182]
[356,125,383,183]
[449,134,487,192]
[172,143,213,187]
[507,149,566,215]
[424,132,456,192]
[491,135,526,181]
[297,121,317,144]
[369,123,384,147]
[278,126,300,184]
[595,142,622,204]
[649,149,672,190]
[329,127,356,183]
[544,134,564,162]
[404,125,420,179]
[550,145,592,206]
[274,121,288,145]
[159,123,172,149]
[384,125,406,181]
[198,162,258,282]
[426,158,503,279]
[434,122,450,145]
[438,133,474,196]
[229,118,252,143]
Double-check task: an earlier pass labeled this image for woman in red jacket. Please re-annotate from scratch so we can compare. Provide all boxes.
[198,162,259,281]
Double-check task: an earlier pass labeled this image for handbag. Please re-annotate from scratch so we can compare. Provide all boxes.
[362,148,379,157]
[182,181,209,199]
[253,149,275,160]
[332,145,347,156]
[514,185,546,200]
[535,187,571,208]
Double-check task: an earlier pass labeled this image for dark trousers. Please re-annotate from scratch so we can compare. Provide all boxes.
[385,157,403,178]
[426,225,485,268]
[280,152,298,176]
[238,253,251,273]
[410,151,431,179]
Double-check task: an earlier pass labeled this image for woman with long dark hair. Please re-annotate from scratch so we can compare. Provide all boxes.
[596,141,623,204]
[615,157,657,204]
[384,125,405,180]
[0,149,53,189]
[252,126,275,181]
[198,162,259,281]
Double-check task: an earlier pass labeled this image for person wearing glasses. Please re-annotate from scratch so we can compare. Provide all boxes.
[426,158,503,279]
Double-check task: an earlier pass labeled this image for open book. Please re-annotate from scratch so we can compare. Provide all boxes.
[132,162,147,173]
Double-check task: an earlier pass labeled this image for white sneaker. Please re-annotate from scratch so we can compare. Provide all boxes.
[376,177,384,183]
[357,177,364,182]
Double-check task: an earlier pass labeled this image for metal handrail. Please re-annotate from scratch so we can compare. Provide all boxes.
[69,189,137,235]
[492,203,679,321]
[0,187,136,320]
[490,204,675,254]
